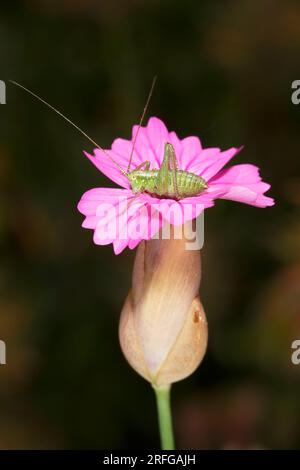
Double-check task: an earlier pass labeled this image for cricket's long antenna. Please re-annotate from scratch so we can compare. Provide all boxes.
[126,76,157,173]
[9,80,126,174]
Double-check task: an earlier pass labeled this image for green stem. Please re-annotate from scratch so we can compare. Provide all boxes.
[153,384,175,450]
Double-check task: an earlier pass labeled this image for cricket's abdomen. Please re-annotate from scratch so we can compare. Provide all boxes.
[134,170,208,199]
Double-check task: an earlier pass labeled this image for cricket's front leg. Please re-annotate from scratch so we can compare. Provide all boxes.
[127,192,141,208]
[133,161,150,171]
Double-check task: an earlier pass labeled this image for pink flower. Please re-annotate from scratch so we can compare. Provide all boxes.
[77,117,274,254]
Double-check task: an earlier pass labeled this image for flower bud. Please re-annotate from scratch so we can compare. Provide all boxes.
[119,224,208,386]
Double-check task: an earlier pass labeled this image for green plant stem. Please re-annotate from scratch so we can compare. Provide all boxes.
[153,384,175,450]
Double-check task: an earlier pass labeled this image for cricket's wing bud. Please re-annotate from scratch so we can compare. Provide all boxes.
[119,224,208,386]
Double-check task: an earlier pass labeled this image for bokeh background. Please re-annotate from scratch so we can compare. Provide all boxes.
[0,0,300,449]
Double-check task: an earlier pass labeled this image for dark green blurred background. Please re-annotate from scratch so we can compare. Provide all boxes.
[0,0,300,449]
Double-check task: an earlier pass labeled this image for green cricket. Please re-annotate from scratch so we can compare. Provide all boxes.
[126,143,207,199]
[10,79,208,200]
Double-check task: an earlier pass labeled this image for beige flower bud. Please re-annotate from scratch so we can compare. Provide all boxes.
[119,225,208,386]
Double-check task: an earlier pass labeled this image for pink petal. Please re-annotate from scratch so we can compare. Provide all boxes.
[111,137,143,171]
[112,237,130,255]
[209,163,261,185]
[187,147,220,174]
[179,194,218,209]
[94,197,147,251]
[189,147,242,181]
[127,206,162,249]
[77,187,134,241]
[112,202,162,254]
[149,198,205,225]
[218,186,274,207]
[77,187,164,253]
[84,150,130,189]
[252,194,275,207]
[209,164,274,207]
[130,126,160,168]
[146,117,169,165]
[78,187,133,216]
[178,136,202,170]
[168,131,182,157]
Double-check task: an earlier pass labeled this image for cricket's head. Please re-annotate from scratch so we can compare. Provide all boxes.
[126,170,144,193]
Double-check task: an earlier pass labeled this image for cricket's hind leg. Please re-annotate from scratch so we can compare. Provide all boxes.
[157,143,181,199]
[168,145,180,199]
